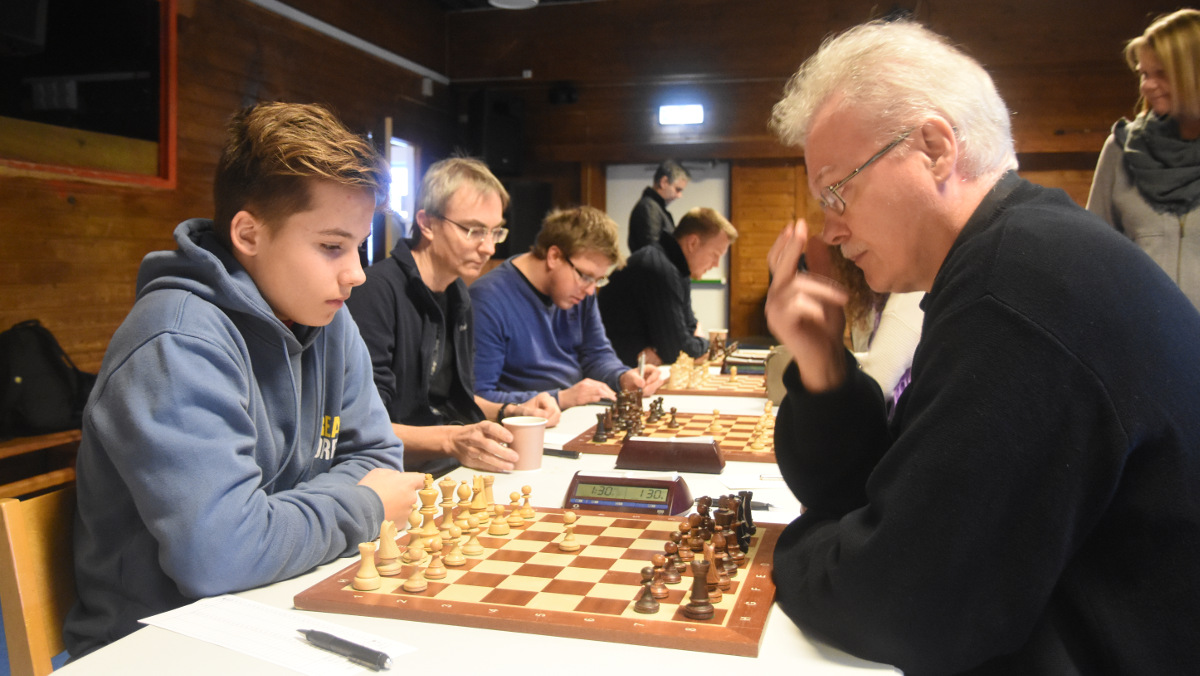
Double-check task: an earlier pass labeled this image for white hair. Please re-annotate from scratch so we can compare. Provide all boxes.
[770,20,1018,179]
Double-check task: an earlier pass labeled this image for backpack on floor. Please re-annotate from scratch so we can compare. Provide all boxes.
[0,319,97,440]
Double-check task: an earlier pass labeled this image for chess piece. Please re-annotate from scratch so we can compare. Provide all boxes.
[668,407,680,429]
[352,542,381,591]
[662,542,683,584]
[462,516,484,556]
[418,474,440,546]
[376,520,402,576]
[507,492,526,528]
[444,538,466,567]
[730,365,738,379]
[703,542,724,602]
[470,474,490,526]
[402,509,425,563]
[423,538,447,580]
[633,567,660,614]
[592,412,608,443]
[483,475,496,511]
[401,565,428,593]
[520,485,536,519]
[682,560,715,620]
[558,510,580,551]
[649,554,669,599]
[488,505,510,535]
[705,409,721,434]
[455,480,472,530]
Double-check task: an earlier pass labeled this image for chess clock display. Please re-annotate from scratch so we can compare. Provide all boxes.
[562,470,693,515]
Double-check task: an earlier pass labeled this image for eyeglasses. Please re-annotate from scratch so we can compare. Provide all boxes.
[566,257,610,288]
[817,129,914,215]
[433,212,508,243]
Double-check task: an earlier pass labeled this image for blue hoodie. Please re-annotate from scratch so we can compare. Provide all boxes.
[64,219,405,657]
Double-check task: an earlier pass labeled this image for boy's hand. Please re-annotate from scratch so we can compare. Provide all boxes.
[357,469,425,525]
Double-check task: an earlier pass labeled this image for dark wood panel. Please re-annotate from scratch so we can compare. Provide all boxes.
[0,0,456,372]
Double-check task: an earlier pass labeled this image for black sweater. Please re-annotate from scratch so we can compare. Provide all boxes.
[772,173,1200,675]
[345,237,484,429]
[598,235,707,367]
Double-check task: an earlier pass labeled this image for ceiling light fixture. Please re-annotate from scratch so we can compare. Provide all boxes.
[489,0,538,8]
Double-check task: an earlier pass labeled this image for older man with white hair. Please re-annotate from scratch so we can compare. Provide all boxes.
[765,19,1200,675]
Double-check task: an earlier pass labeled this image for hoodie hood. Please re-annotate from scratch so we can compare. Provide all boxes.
[137,219,317,352]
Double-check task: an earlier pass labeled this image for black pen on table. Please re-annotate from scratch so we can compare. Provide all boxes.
[299,629,392,671]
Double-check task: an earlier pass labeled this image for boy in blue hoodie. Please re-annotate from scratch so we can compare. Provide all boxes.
[63,102,424,657]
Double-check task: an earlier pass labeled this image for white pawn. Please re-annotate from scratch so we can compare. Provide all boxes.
[507,492,525,528]
[401,565,427,593]
[520,485,536,519]
[352,542,381,591]
[423,538,447,580]
[558,510,580,552]
[488,504,510,535]
[462,516,484,557]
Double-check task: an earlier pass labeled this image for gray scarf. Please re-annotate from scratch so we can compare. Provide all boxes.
[1117,112,1200,216]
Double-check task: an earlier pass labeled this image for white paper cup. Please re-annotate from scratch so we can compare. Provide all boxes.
[503,416,547,471]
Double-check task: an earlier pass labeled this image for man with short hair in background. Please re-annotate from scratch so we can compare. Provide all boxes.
[627,159,690,253]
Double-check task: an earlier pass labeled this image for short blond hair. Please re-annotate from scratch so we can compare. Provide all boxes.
[674,207,738,244]
[213,102,388,248]
[530,206,624,267]
[418,156,510,216]
[1126,9,1200,119]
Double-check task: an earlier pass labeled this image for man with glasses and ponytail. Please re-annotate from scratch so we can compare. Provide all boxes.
[348,157,559,475]
[471,205,664,411]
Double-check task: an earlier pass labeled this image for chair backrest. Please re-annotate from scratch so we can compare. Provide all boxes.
[0,485,76,676]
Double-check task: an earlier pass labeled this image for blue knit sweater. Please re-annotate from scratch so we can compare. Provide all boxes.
[469,259,628,404]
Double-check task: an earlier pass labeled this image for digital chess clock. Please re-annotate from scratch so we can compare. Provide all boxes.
[563,470,693,515]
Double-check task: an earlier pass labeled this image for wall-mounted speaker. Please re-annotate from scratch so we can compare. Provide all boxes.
[468,90,523,177]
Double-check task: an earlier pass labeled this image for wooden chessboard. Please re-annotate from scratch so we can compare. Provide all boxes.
[294,508,781,657]
[657,372,767,398]
[562,410,776,464]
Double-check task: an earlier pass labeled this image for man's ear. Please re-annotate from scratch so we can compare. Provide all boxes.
[229,210,265,257]
[918,117,958,184]
[414,209,435,241]
[679,233,701,255]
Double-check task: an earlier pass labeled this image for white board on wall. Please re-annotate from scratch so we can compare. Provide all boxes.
[605,162,731,334]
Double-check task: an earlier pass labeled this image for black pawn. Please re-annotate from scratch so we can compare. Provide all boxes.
[668,407,680,428]
[682,560,715,620]
[634,566,659,614]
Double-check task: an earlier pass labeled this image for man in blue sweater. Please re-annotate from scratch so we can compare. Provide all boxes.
[347,157,560,474]
[765,20,1200,674]
[64,103,424,657]
[471,206,664,408]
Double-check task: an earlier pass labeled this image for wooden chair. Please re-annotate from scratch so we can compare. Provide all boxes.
[0,485,76,676]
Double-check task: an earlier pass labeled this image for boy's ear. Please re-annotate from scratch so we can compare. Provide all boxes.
[229,210,264,257]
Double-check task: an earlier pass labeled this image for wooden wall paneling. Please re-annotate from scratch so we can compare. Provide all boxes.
[579,162,606,210]
[446,0,1179,163]
[729,161,806,341]
[0,0,456,372]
